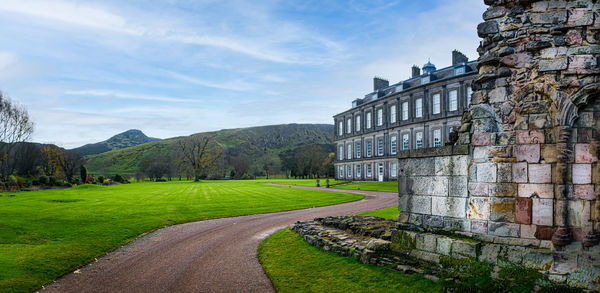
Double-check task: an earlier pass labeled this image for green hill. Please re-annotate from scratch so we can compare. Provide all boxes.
[73,129,160,156]
[85,124,334,176]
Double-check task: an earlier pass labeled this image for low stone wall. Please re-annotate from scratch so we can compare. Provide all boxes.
[292,216,600,290]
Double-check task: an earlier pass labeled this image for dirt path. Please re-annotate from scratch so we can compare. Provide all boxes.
[41,185,397,293]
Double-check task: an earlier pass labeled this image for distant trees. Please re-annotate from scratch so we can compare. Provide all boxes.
[230,155,250,179]
[176,135,222,181]
[279,144,331,179]
[139,154,173,181]
[38,145,84,183]
[0,92,34,179]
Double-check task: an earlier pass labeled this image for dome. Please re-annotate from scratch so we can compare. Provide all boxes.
[422,60,436,74]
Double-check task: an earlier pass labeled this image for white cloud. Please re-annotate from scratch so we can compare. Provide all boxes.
[64,90,201,103]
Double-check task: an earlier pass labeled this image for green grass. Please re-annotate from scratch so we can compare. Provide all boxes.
[254,178,348,187]
[356,206,399,219]
[258,228,441,292]
[331,181,399,192]
[0,180,362,293]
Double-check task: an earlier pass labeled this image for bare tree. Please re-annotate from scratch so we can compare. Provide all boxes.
[176,135,222,181]
[230,155,249,179]
[0,92,34,179]
[55,150,85,183]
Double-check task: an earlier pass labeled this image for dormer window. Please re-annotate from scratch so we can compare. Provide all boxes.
[454,66,466,75]
[421,75,430,85]
[395,84,403,92]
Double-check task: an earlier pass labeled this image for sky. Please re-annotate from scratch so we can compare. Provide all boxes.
[0,0,487,148]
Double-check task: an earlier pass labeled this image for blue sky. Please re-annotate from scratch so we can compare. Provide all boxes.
[0,0,486,148]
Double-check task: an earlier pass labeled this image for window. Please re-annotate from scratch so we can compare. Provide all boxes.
[415,98,423,118]
[346,118,351,134]
[338,145,343,160]
[356,142,361,158]
[454,66,465,75]
[356,115,361,131]
[376,108,383,126]
[449,90,458,111]
[390,162,397,177]
[356,165,361,177]
[366,112,372,128]
[347,165,352,178]
[377,138,384,156]
[402,102,409,121]
[347,144,352,159]
[366,140,372,157]
[390,136,397,155]
[390,105,396,123]
[338,121,343,136]
[421,76,430,85]
[416,132,423,149]
[338,166,344,178]
[433,129,441,147]
[467,87,472,106]
[366,164,372,177]
[402,134,409,150]
[432,94,441,114]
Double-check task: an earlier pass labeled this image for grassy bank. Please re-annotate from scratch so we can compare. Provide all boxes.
[356,206,399,219]
[0,180,362,292]
[258,228,441,292]
[331,181,398,192]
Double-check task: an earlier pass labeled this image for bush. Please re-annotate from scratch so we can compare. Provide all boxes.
[49,176,57,186]
[103,179,110,185]
[8,175,18,186]
[241,174,250,180]
[113,174,126,183]
[16,176,25,187]
[97,176,105,184]
[38,175,49,185]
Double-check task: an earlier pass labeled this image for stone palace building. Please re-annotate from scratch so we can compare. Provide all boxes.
[333,51,477,181]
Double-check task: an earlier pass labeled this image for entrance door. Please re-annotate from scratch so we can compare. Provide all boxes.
[378,163,384,182]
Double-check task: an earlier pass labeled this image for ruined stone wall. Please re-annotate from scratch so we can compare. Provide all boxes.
[464,0,600,250]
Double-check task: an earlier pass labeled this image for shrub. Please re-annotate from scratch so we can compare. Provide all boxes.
[103,179,110,185]
[16,176,25,187]
[38,175,49,185]
[113,174,126,183]
[97,176,105,184]
[49,176,57,186]
[80,165,88,183]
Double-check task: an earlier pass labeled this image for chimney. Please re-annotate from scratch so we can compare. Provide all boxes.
[411,65,421,78]
[373,77,389,91]
[452,50,468,65]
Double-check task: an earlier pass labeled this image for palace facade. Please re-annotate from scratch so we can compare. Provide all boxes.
[333,51,477,181]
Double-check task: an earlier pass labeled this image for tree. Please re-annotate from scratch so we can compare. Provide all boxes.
[294,144,327,178]
[55,150,84,183]
[0,92,34,179]
[80,165,88,183]
[230,155,249,179]
[139,154,173,181]
[40,145,61,176]
[279,150,295,178]
[262,157,277,179]
[176,135,222,181]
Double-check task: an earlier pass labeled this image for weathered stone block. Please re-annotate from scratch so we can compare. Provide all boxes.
[514,144,540,163]
[471,220,488,234]
[488,87,507,104]
[513,162,528,183]
[366,238,390,252]
[520,224,536,239]
[444,218,471,231]
[573,164,592,184]
[568,8,594,26]
[452,155,469,176]
[503,245,526,264]
[452,240,480,258]
[408,213,423,226]
[516,197,533,224]
[490,197,515,222]
[516,130,545,144]
[488,221,520,237]
[497,163,512,182]
[477,163,497,183]
[528,164,552,183]
[523,249,553,270]
[408,158,435,176]
[468,197,490,220]
[416,234,437,253]
[518,184,554,198]
[423,215,444,229]
[477,20,498,37]
[432,197,466,218]
[552,252,578,274]
[541,144,558,163]
[434,156,451,176]
[574,184,594,200]
[436,237,452,256]
[409,250,440,264]
[575,143,597,163]
[567,200,588,227]
[450,176,468,197]
[469,182,489,196]
[410,196,432,214]
[532,198,553,226]
[535,225,553,240]
[472,133,493,146]
[479,243,500,263]
[413,176,449,196]
[539,57,568,71]
[488,183,517,197]
[398,194,409,212]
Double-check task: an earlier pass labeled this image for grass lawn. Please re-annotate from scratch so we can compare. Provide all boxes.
[254,178,349,187]
[258,228,441,292]
[356,206,399,219]
[0,180,362,293]
[331,181,399,192]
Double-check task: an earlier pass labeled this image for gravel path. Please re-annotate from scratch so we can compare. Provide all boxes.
[41,185,397,293]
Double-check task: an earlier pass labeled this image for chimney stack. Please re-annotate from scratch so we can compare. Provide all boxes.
[452,50,468,65]
[411,65,421,78]
[373,77,389,91]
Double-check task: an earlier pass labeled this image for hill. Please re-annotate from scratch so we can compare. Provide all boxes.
[85,124,334,176]
[73,129,160,156]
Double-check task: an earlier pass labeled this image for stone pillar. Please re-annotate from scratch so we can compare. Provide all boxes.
[462,0,600,249]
